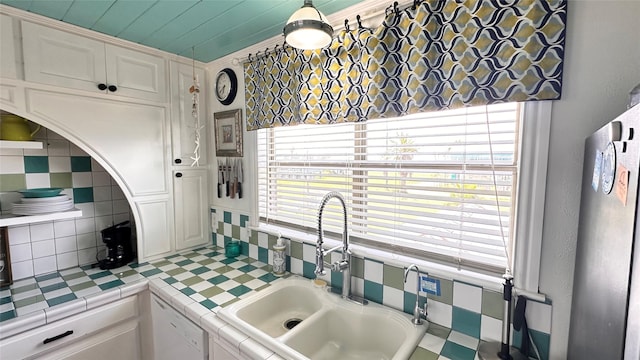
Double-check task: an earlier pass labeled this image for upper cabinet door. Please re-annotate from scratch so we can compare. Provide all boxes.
[22,21,106,91]
[105,44,166,102]
[170,61,207,166]
[21,21,166,103]
[0,14,19,79]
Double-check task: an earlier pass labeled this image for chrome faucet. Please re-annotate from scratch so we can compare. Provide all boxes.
[404,264,428,325]
[315,191,366,304]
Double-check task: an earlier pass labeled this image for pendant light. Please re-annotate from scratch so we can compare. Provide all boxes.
[283,0,333,50]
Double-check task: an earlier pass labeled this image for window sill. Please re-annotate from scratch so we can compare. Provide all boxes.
[251,223,546,302]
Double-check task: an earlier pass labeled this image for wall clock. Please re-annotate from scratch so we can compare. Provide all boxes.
[215,68,238,106]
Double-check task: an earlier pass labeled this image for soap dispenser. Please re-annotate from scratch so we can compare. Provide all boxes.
[272,236,286,276]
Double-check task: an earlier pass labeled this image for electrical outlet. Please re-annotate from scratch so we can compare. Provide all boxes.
[420,275,441,296]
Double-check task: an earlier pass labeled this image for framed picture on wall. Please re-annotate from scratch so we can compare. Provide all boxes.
[0,227,12,287]
[213,109,243,157]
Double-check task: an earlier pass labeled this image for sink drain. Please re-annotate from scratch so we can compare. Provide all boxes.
[284,318,302,330]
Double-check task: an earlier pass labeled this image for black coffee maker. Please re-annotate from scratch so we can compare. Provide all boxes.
[99,220,134,270]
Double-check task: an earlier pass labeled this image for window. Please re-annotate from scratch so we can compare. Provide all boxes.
[257,103,523,275]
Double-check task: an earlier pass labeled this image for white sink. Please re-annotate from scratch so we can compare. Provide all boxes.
[218,276,428,360]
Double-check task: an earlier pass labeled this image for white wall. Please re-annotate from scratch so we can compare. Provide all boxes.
[540,1,640,358]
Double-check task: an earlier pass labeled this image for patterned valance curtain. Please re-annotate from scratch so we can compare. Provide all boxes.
[245,0,567,130]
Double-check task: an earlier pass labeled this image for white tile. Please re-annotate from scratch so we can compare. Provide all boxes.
[7,225,30,245]
[10,260,34,280]
[91,158,105,172]
[525,299,552,333]
[290,257,302,276]
[249,244,258,260]
[0,155,24,173]
[113,199,130,214]
[75,217,95,234]
[30,222,54,241]
[25,173,50,188]
[54,219,76,238]
[92,186,112,201]
[95,215,114,232]
[94,201,113,216]
[55,235,77,253]
[383,285,404,311]
[448,330,479,349]
[240,338,274,360]
[0,309,46,338]
[112,185,125,200]
[453,281,482,313]
[119,280,148,298]
[364,258,384,283]
[258,231,268,248]
[427,300,452,328]
[46,139,70,156]
[72,172,92,187]
[171,293,196,315]
[219,324,249,353]
[31,239,55,259]
[56,252,79,270]
[9,243,32,262]
[85,288,121,310]
[480,314,502,342]
[352,277,364,297]
[302,243,315,262]
[77,232,97,250]
[113,213,130,224]
[75,203,95,218]
[23,146,47,156]
[45,298,86,323]
[33,255,57,275]
[419,333,446,354]
[92,171,111,186]
[48,156,71,173]
[69,143,88,156]
[0,147,22,156]
[185,302,212,324]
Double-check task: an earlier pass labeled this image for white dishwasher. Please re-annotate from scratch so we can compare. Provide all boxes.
[151,294,208,360]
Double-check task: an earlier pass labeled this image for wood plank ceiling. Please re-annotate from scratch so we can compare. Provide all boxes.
[0,0,364,63]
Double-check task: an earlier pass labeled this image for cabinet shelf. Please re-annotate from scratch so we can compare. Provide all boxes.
[0,140,43,149]
[0,209,82,227]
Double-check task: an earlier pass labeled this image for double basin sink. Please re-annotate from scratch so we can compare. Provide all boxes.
[218,276,428,360]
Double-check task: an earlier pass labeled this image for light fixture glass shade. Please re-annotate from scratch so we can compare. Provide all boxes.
[283,0,333,50]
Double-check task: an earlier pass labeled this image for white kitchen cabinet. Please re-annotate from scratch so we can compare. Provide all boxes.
[0,14,19,79]
[170,61,207,166]
[173,169,209,251]
[0,295,140,360]
[21,21,166,102]
[136,197,174,259]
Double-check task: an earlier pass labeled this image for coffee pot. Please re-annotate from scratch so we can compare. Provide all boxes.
[0,113,41,141]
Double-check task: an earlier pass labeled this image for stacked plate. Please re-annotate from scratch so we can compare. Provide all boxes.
[12,195,74,215]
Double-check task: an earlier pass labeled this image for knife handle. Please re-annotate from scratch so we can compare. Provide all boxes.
[217,183,221,198]
[238,182,242,198]
[226,180,230,196]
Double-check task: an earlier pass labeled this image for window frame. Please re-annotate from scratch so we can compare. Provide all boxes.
[249,101,551,294]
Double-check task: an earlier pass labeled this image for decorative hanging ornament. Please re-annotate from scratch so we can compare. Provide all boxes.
[189,47,203,167]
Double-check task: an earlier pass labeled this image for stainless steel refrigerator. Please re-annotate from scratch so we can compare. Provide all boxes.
[568,104,640,359]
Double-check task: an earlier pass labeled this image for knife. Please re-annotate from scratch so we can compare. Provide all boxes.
[217,160,222,198]
[230,159,236,199]
[238,159,243,199]
[225,158,230,197]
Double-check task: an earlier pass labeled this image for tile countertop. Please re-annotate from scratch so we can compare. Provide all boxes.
[0,246,486,360]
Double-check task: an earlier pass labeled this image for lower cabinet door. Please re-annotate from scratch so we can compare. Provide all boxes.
[210,336,241,360]
[42,320,141,360]
[174,169,209,251]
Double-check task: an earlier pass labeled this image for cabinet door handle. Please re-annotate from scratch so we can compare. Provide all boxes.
[176,172,182,178]
[43,330,73,344]
[108,85,118,92]
[174,158,182,164]
[97,83,107,90]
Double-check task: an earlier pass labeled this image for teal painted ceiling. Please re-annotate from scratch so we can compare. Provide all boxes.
[0,0,364,63]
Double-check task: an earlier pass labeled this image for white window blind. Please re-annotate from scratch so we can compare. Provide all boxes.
[257,103,521,274]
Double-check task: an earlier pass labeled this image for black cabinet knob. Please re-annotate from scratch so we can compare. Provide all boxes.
[97,83,107,90]
[176,172,183,178]
[174,159,182,164]
[108,85,117,92]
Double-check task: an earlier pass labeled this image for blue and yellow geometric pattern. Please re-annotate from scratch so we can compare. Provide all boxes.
[245,0,567,130]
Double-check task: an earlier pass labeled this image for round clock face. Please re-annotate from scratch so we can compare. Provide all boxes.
[215,68,237,105]
[602,141,616,195]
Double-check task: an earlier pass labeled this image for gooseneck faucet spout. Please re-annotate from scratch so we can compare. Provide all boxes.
[316,191,363,303]
[404,264,428,325]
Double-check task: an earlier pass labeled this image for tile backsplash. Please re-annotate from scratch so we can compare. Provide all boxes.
[211,208,553,360]
[1,127,134,280]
